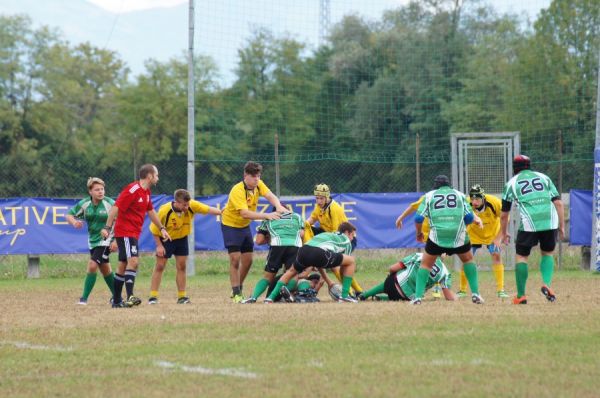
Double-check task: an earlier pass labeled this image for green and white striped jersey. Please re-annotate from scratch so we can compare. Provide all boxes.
[502,170,560,232]
[306,232,353,255]
[417,186,472,248]
[68,197,115,249]
[258,212,304,247]
[395,253,451,300]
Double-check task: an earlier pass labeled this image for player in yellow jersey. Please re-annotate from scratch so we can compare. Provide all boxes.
[304,183,363,295]
[395,195,441,298]
[148,189,221,304]
[221,161,287,302]
[458,185,509,299]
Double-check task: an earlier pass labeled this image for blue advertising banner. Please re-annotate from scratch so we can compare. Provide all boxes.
[570,189,592,246]
[0,193,423,255]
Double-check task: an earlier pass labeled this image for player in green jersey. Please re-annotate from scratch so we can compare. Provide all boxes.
[66,177,116,305]
[500,155,565,304]
[359,253,455,301]
[265,222,358,303]
[412,175,484,305]
[241,209,304,303]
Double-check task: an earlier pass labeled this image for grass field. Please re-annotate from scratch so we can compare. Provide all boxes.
[1,249,599,397]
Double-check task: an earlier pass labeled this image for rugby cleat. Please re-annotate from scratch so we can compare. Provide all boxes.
[541,285,556,302]
[497,290,509,298]
[78,297,87,305]
[126,295,142,307]
[431,284,442,299]
[471,294,484,304]
[112,300,130,308]
[280,286,295,303]
[512,296,528,305]
[232,294,244,304]
[148,297,159,305]
[456,291,467,298]
[241,297,257,304]
[410,298,422,305]
[338,296,358,303]
[177,296,191,304]
[264,298,273,304]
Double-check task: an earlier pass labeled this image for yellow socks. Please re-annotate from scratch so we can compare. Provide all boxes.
[492,263,504,292]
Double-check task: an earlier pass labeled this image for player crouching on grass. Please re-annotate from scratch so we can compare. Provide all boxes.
[265,222,359,303]
[359,253,455,302]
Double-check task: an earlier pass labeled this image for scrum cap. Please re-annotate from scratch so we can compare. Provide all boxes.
[469,184,485,199]
[314,183,331,198]
[513,154,531,174]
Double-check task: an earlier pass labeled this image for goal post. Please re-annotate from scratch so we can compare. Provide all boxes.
[451,132,520,270]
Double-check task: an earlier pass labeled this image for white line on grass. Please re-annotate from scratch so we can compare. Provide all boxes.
[1,340,74,352]
[155,360,258,379]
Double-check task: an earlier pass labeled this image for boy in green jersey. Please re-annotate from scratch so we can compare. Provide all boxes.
[500,155,565,304]
[265,222,358,303]
[412,175,484,305]
[66,177,116,305]
[359,253,455,301]
[241,208,304,303]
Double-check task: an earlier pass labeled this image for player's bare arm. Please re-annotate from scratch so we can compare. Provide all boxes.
[101,205,119,239]
[148,209,171,241]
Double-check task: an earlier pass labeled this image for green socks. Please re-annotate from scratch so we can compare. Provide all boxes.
[267,280,286,301]
[361,282,385,299]
[103,272,115,295]
[82,272,97,300]
[341,276,353,298]
[540,255,554,286]
[463,262,479,295]
[286,278,298,292]
[515,262,528,298]
[415,267,430,299]
[251,278,270,299]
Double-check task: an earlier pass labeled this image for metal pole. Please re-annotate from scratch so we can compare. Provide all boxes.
[591,50,600,272]
[416,133,420,192]
[186,0,196,276]
[274,133,280,196]
[558,130,562,269]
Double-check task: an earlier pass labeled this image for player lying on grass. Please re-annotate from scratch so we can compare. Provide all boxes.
[359,253,454,302]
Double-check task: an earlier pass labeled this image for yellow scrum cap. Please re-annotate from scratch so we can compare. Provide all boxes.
[313,183,330,198]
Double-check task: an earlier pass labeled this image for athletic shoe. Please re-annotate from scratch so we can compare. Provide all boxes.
[512,296,528,305]
[78,297,87,305]
[456,291,468,298]
[112,300,130,308]
[241,297,257,304]
[232,294,244,303]
[264,298,273,304]
[148,297,158,305]
[280,286,295,303]
[471,294,484,304]
[431,284,442,299]
[357,293,367,301]
[338,296,358,303]
[126,295,142,307]
[541,285,556,302]
[497,290,509,298]
[410,298,422,305]
[177,296,191,304]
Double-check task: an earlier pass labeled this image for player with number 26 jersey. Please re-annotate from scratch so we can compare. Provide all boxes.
[416,185,472,248]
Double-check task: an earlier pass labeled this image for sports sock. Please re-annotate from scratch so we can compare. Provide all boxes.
[124,269,137,298]
[82,272,97,300]
[178,290,187,299]
[113,273,125,303]
[492,263,505,291]
[103,272,115,295]
[232,286,242,296]
[463,262,479,295]
[286,278,298,292]
[332,268,343,282]
[341,276,353,298]
[150,290,159,298]
[361,282,385,299]
[351,278,363,293]
[267,280,286,301]
[251,278,270,299]
[459,270,468,292]
[540,255,554,286]
[415,267,430,299]
[515,262,528,298]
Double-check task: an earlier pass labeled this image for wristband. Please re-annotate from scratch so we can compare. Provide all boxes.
[103,226,111,231]
[160,226,166,231]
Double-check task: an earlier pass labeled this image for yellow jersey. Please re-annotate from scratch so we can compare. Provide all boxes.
[221,180,270,228]
[466,193,501,245]
[150,199,210,240]
[309,199,348,233]
[410,196,430,241]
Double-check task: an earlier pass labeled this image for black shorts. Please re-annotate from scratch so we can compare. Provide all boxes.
[158,237,189,258]
[293,245,343,273]
[221,224,254,253]
[515,229,558,256]
[116,237,139,262]
[265,246,299,274]
[425,239,471,256]
[383,273,407,301]
[90,246,110,265]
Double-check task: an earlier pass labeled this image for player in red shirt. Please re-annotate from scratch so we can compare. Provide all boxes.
[101,164,170,307]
